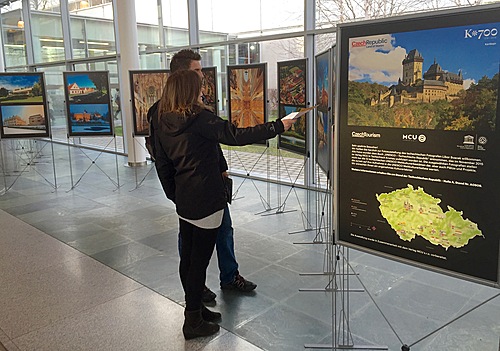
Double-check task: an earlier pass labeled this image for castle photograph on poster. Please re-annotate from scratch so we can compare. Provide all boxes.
[228,64,266,128]
[0,74,44,104]
[130,70,169,136]
[67,103,111,135]
[337,7,500,285]
[65,72,109,104]
[348,22,500,131]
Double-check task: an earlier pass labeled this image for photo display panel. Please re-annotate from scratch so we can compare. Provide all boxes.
[63,71,113,137]
[202,67,218,115]
[130,70,169,136]
[278,58,308,155]
[228,63,267,144]
[336,5,500,286]
[0,72,49,139]
[315,50,331,172]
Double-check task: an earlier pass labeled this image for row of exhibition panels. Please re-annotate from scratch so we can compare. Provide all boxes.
[0,60,328,171]
[1,3,499,287]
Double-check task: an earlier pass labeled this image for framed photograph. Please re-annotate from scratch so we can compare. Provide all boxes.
[0,72,49,139]
[278,105,307,154]
[64,72,110,104]
[279,59,307,106]
[130,70,169,136]
[336,5,500,286]
[278,59,308,155]
[315,50,331,173]
[227,63,267,130]
[67,103,112,136]
[202,67,218,114]
[63,71,113,137]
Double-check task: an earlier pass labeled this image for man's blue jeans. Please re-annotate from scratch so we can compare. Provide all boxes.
[216,206,239,285]
[178,205,239,286]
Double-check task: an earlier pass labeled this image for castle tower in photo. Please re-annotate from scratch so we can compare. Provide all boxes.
[402,49,424,86]
[373,48,464,107]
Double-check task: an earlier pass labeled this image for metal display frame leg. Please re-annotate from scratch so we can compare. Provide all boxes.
[66,135,121,192]
[129,133,155,191]
[226,145,273,213]
[0,138,58,195]
[304,246,388,351]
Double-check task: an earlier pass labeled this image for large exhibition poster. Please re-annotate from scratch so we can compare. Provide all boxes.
[336,6,500,285]
[315,50,331,172]
[0,73,49,139]
[202,67,218,114]
[63,71,113,137]
[278,59,307,155]
[228,63,267,129]
[130,70,169,136]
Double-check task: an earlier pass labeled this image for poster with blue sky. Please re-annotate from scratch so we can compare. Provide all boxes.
[65,72,110,104]
[348,21,500,131]
[337,7,500,286]
[63,71,113,136]
[1,104,47,138]
[0,72,48,139]
[67,103,111,136]
[0,74,44,104]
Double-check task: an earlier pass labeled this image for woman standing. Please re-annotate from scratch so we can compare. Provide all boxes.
[153,69,296,340]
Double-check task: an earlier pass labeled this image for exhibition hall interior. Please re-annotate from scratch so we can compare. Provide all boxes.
[0,0,499,350]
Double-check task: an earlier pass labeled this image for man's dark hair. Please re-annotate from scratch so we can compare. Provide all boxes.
[170,49,201,73]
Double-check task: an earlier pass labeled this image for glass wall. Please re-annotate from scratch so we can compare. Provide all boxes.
[161,0,188,47]
[198,0,304,41]
[36,65,66,138]
[1,7,27,67]
[69,1,116,59]
[31,12,65,63]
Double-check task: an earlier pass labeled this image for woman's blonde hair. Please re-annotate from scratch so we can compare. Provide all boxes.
[158,69,203,117]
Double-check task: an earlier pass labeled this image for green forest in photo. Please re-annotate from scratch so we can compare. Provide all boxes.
[348,73,498,131]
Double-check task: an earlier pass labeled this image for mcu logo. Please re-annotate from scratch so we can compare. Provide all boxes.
[402,134,426,143]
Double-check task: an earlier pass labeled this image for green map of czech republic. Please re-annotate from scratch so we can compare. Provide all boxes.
[376,184,483,249]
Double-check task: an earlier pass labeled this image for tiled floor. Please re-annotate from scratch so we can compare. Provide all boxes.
[0,141,499,351]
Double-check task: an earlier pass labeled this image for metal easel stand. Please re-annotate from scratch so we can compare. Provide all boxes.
[296,167,333,284]
[339,249,500,350]
[226,142,273,213]
[291,166,330,244]
[129,133,156,191]
[66,134,121,192]
[260,149,312,224]
[0,138,58,195]
[398,289,500,350]
[304,246,388,350]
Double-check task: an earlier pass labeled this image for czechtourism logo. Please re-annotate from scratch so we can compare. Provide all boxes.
[464,28,498,39]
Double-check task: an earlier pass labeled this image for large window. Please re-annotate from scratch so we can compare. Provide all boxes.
[198,0,304,41]
[161,0,188,47]
[69,2,116,59]
[31,12,65,63]
[1,6,26,67]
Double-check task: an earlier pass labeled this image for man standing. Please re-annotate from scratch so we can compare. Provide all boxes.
[149,49,257,303]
